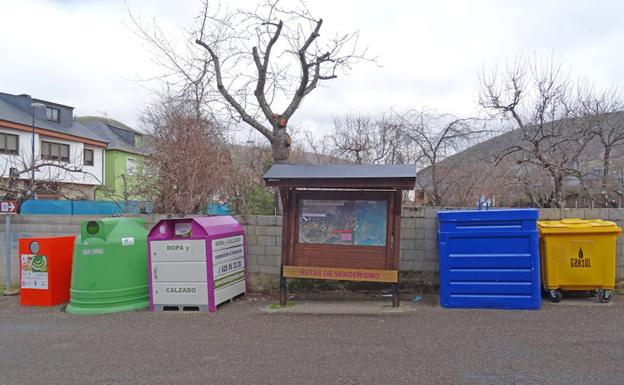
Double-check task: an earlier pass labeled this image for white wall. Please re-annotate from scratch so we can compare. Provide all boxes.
[0,127,103,186]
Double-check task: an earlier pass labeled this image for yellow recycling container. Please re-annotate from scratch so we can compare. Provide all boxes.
[538,218,621,303]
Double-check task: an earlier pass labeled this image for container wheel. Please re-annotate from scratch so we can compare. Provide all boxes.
[598,290,612,303]
[548,289,562,303]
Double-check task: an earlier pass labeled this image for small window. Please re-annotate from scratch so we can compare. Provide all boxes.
[134,134,142,149]
[41,141,70,162]
[60,144,69,162]
[46,107,60,122]
[84,149,94,166]
[126,157,136,175]
[0,133,19,155]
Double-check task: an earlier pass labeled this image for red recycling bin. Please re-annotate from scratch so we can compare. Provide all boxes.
[18,236,75,306]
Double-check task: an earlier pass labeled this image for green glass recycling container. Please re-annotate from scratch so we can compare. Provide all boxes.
[66,217,149,315]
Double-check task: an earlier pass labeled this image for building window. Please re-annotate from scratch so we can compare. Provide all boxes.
[126,157,136,175]
[84,149,94,166]
[0,133,19,155]
[134,134,142,149]
[46,107,60,122]
[41,141,70,162]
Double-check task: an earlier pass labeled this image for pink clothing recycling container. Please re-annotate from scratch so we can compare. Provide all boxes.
[147,216,246,312]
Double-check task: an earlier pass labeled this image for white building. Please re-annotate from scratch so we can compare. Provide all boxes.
[0,92,106,199]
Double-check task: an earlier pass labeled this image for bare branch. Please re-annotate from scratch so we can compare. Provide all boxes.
[195,38,274,141]
[133,0,372,163]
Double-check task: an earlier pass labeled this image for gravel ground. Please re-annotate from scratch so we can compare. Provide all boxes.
[1,293,623,385]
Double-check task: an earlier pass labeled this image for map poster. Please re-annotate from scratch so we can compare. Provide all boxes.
[21,254,49,290]
[299,199,387,246]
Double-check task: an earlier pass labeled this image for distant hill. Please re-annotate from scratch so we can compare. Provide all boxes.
[416,112,624,207]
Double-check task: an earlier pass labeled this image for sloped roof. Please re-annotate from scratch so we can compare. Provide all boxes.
[78,115,142,134]
[77,116,145,155]
[263,164,416,189]
[0,96,105,143]
[264,164,416,179]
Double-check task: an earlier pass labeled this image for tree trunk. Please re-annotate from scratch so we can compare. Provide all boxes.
[430,163,440,206]
[552,174,564,208]
[602,147,611,190]
[271,126,291,164]
[601,147,617,207]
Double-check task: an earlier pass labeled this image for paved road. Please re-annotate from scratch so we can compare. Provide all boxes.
[1,294,623,385]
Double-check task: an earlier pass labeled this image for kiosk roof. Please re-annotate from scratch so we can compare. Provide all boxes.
[263,164,416,189]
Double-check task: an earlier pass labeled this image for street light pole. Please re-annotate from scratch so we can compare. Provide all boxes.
[30,103,46,192]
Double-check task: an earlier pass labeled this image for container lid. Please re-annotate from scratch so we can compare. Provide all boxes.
[148,215,243,239]
[538,218,622,234]
[438,209,539,222]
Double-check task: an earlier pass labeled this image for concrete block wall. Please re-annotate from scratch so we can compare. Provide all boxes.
[240,215,282,276]
[0,214,285,290]
[399,208,439,274]
[0,215,166,290]
[1,208,623,290]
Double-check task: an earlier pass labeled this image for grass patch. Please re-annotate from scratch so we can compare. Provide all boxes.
[268,301,296,309]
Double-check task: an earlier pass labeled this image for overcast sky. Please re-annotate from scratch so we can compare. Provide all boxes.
[1,0,623,142]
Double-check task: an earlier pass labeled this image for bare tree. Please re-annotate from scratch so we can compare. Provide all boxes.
[614,158,624,203]
[225,138,277,215]
[140,95,232,215]
[97,173,147,214]
[394,109,486,206]
[479,57,595,208]
[300,129,335,164]
[331,114,381,164]
[330,113,414,165]
[127,11,216,119]
[377,115,417,165]
[577,85,624,206]
[133,0,370,164]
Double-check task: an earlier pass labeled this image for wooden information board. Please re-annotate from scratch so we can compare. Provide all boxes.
[263,164,416,307]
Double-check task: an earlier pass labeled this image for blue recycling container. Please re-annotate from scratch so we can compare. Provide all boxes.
[438,209,540,310]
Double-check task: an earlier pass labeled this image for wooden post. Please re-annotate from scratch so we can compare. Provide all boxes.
[392,282,400,308]
[279,268,288,306]
[279,187,290,306]
[392,190,403,307]
[287,188,297,266]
